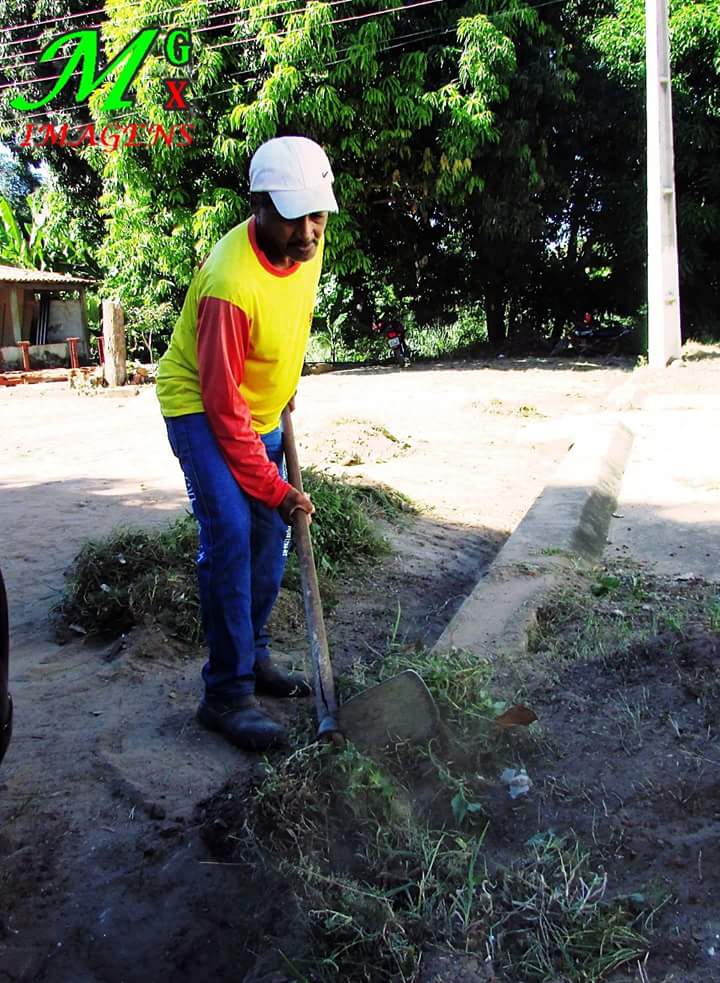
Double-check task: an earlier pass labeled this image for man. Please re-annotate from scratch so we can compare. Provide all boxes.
[156,136,338,752]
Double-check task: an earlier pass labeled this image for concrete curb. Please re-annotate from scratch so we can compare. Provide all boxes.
[432,417,635,657]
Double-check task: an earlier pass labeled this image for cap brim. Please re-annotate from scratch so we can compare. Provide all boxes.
[269,186,338,220]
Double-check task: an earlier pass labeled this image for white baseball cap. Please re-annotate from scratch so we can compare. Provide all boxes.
[249,136,338,220]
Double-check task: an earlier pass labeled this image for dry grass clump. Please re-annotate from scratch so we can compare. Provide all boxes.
[55,471,415,640]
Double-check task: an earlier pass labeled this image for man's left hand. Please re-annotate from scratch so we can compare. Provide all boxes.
[288,393,296,412]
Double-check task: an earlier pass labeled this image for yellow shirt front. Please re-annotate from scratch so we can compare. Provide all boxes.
[157,217,323,433]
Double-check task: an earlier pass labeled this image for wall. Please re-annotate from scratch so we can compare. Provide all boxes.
[0,341,89,371]
[47,299,86,343]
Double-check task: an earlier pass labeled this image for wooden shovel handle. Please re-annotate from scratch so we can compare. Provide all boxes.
[281,408,340,737]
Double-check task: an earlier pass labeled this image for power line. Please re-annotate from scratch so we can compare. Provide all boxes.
[0,0,349,72]
[0,0,285,40]
[1,0,231,55]
[0,0,431,93]
[11,19,455,124]
[4,0,570,123]
[1,0,567,72]
[207,22,453,97]
[0,0,384,80]
[207,0,441,50]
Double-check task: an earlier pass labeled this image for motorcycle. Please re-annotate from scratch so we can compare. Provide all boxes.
[373,320,412,367]
[551,316,632,357]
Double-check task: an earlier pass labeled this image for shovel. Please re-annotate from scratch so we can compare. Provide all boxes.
[282,408,440,750]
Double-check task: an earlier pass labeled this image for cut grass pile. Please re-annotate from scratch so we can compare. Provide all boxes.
[200,645,650,981]
[56,515,201,640]
[55,469,414,641]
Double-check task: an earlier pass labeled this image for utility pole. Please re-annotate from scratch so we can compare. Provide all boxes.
[646,0,682,367]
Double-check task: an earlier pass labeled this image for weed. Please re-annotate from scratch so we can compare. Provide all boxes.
[488,834,647,979]
[591,573,621,597]
[199,633,650,980]
[654,607,685,634]
[426,749,488,826]
[220,741,647,982]
[530,564,720,670]
[334,418,411,449]
[345,645,505,734]
[482,399,546,418]
[611,688,652,753]
[518,403,544,417]
[709,599,720,632]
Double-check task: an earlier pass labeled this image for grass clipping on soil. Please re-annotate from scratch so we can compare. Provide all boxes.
[55,469,414,641]
[200,646,649,982]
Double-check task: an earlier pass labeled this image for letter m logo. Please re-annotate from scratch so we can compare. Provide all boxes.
[10,29,159,113]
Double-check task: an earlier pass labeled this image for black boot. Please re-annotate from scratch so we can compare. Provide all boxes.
[254,659,312,698]
[197,694,287,751]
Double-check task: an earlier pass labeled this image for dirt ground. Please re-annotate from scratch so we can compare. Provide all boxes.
[0,355,658,982]
[190,565,720,983]
[496,567,720,983]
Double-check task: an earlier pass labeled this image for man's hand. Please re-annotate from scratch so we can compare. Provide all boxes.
[278,487,314,525]
[287,393,296,412]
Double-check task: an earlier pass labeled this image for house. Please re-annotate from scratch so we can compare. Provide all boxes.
[0,265,96,371]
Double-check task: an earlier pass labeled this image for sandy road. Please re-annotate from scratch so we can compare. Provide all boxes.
[0,357,628,641]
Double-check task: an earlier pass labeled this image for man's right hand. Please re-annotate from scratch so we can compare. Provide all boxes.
[278,488,315,525]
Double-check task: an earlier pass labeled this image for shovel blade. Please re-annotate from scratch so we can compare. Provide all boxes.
[338,669,440,750]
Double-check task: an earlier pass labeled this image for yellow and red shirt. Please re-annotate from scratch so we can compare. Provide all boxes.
[157,216,323,507]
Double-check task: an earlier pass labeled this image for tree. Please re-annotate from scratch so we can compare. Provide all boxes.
[85,0,579,348]
[2,0,718,348]
[0,146,35,206]
[592,0,720,338]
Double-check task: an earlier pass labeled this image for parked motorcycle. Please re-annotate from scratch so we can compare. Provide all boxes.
[372,319,412,367]
[551,315,632,357]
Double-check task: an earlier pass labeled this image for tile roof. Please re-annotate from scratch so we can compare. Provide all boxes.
[0,264,97,287]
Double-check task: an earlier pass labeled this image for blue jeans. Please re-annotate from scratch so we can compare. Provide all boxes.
[165,414,288,699]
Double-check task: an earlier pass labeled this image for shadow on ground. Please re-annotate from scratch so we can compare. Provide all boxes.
[310,354,637,378]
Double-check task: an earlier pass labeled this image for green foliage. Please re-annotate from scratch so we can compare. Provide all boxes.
[529,563,720,663]
[0,182,99,273]
[8,0,577,349]
[409,307,488,359]
[0,194,40,268]
[289,468,415,581]
[592,0,720,337]
[349,644,505,732]
[3,0,720,345]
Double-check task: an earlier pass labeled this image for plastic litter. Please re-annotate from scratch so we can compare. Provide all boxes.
[500,768,532,799]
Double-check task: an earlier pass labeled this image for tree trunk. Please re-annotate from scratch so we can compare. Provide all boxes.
[485,287,506,348]
[102,300,126,386]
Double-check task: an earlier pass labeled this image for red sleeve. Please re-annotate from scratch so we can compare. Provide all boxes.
[196,295,292,509]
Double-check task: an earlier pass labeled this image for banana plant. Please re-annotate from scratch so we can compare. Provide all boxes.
[0,194,46,270]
